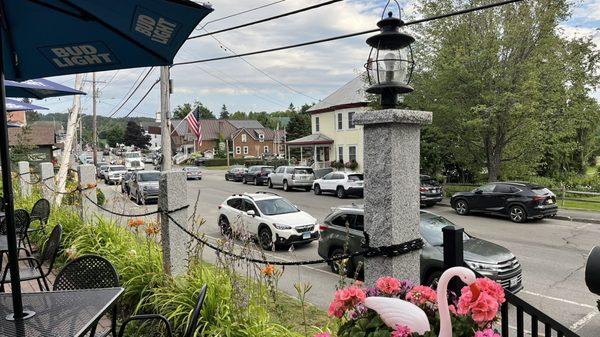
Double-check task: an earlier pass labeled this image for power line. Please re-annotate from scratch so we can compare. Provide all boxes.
[188,0,343,40]
[176,0,523,66]
[104,68,151,116]
[120,79,160,119]
[106,67,155,118]
[195,0,286,31]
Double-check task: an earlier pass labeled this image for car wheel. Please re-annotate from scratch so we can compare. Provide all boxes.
[455,199,469,215]
[304,186,311,192]
[105,178,109,185]
[283,180,291,192]
[268,179,273,188]
[219,216,232,238]
[314,184,322,195]
[426,270,443,288]
[259,227,274,251]
[330,248,354,276]
[509,205,527,223]
[136,192,142,205]
[336,186,346,199]
[225,175,229,181]
[242,177,247,184]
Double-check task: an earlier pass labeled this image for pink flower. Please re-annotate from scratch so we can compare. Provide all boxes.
[375,276,402,295]
[474,328,501,337]
[328,299,345,318]
[458,280,502,325]
[314,333,331,337]
[391,324,412,337]
[406,285,437,306]
[448,304,457,315]
[476,278,505,304]
[328,285,366,318]
[471,293,499,324]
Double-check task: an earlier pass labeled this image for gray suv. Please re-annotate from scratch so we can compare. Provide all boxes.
[267,166,315,191]
[128,171,160,205]
[317,205,523,293]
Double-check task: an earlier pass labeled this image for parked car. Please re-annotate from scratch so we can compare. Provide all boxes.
[242,166,274,185]
[317,205,523,293]
[121,172,134,194]
[450,182,558,223]
[102,148,110,156]
[128,171,160,205]
[267,166,315,191]
[183,166,202,180]
[420,175,443,207]
[123,151,144,171]
[313,172,363,198]
[218,192,318,250]
[104,165,127,185]
[96,164,109,179]
[194,157,205,166]
[225,166,247,182]
[142,154,155,164]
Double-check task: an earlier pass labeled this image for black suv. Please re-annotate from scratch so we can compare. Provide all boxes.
[420,175,443,207]
[317,205,523,293]
[450,182,558,223]
[242,166,274,185]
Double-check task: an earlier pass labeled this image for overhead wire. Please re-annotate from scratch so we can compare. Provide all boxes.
[106,67,155,118]
[194,0,287,31]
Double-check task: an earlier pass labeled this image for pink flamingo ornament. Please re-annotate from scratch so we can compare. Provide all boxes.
[363,267,478,337]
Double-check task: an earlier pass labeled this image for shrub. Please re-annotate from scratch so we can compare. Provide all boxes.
[344,160,359,171]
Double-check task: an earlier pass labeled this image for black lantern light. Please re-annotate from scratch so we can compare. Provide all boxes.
[365,1,415,108]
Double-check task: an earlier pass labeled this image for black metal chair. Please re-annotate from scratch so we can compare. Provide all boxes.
[26,198,51,252]
[117,284,208,337]
[53,255,120,337]
[0,224,62,292]
[0,208,33,252]
[0,196,4,211]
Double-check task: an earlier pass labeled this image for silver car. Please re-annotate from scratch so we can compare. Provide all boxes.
[267,166,315,192]
[104,165,127,185]
[183,166,202,180]
[129,171,160,205]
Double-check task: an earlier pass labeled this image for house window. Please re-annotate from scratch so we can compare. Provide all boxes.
[315,117,320,132]
[236,146,241,154]
[337,113,343,130]
[349,146,357,162]
[241,134,247,143]
[338,146,344,162]
[243,146,249,155]
[264,146,269,153]
[348,112,355,129]
[259,133,264,142]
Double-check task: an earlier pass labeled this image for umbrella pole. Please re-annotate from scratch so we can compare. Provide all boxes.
[0,33,24,320]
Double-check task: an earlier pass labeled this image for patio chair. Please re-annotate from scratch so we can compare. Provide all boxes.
[0,196,4,211]
[26,198,51,252]
[0,224,62,292]
[117,284,208,337]
[0,208,32,252]
[53,255,120,337]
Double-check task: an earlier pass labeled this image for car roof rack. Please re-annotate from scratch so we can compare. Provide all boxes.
[253,191,279,197]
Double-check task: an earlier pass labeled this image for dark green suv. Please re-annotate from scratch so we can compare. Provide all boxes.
[317,205,523,293]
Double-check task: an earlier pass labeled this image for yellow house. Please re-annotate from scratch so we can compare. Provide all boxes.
[287,74,367,171]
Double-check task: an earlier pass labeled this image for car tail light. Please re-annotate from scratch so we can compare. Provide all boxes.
[420,187,428,192]
[319,224,328,231]
[257,172,262,177]
[532,195,546,202]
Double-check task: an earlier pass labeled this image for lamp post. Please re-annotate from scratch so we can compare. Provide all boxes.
[365,5,415,109]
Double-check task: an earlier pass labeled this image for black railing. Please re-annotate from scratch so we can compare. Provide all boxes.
[442,226,581,337]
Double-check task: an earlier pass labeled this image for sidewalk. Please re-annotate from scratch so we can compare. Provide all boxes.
[439,199,600,224]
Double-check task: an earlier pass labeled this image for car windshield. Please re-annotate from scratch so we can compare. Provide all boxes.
[294,168,313,174]
[262,167,273,173]
[125,153,141,158]
[348,174,363,181]
[138,172,160,182]
[420,214,470,246]
[185,167,199,171]
[255,198,299,215]
[109,166,125,171]
[421,177,439,186]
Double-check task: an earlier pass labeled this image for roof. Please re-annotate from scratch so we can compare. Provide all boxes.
[231,127,280,141]
[172,119,271,141]
[308,73,368,114]
[8,125,56,146]
[286,133,333,146]
[30,120,64,133]
[227,120,264,129]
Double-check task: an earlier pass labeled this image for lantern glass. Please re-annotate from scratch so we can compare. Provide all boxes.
[367,46,413,87]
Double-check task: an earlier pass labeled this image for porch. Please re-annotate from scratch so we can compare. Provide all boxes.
[285,133,333,168]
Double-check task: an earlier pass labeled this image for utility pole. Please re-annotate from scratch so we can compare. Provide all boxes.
[92,72,98,165]
[160,66,172,171]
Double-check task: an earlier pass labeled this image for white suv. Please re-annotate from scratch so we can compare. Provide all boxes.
[313,172,364,198]
[218,192,319,250]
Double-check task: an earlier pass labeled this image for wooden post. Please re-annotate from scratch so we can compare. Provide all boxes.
[561,183,566,207]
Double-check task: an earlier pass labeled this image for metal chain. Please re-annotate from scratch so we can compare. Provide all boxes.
[82,193,188,217]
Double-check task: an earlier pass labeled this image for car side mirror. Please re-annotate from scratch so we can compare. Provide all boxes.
[474,189,483,194]
[246,210,256,217]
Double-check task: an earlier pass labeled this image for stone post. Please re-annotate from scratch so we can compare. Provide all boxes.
[39,162,55,202]
[159,171,188,277]
[78,164,97,217]
[354,109,432,284]
[17,161,31,197]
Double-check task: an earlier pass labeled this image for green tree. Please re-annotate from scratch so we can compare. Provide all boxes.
[231,111,247,119]
[286,111,311,141]
[172,100,215,119]
[123,121,150,149]
[105,126,125,147]
[219,104,230,119]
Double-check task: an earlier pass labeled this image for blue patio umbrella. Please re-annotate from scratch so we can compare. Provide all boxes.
[0,0,213,320]
[5,98,48,111]
[5,78,84,99]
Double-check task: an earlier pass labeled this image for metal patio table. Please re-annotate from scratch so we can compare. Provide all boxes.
[0,287,123,337]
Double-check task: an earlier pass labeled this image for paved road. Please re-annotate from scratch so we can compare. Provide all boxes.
[97,168,600,336]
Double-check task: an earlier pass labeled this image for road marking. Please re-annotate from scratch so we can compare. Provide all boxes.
[521,290,596,309]
[571,310,598,331]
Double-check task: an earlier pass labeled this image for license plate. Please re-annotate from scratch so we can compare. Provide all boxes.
[547,199,554,204]
[509,277,519,288]
[302,232,311,239]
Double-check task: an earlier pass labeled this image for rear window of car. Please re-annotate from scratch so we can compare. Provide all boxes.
[294,168,314,174]
[420,177,439,186]
[532,187,551,195]
[348,174,363,181]
[262,167,273,173]
[109,166,125,171]
[227,198,242,209]
[420,215,470,246]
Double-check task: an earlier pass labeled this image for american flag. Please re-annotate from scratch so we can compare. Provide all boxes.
[184,107,202,147]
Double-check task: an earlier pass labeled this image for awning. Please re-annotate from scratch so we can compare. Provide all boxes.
[286,133,334,146]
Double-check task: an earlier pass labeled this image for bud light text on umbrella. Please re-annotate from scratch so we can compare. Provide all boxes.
[41,43,118,69]
[133,7,180,45]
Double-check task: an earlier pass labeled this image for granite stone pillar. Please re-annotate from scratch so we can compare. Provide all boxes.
[39,162,55,202]
[78,164,97,217]
[159,171,188,277]
[17,161,31,197]
[354,109,432,284]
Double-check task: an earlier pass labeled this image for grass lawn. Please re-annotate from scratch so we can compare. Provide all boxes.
[270,293,330,333]
[202,165,229,170]
[559,198,600,212]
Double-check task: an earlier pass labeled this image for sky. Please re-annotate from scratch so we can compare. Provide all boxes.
[35,0,600,120]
